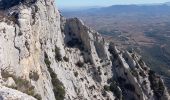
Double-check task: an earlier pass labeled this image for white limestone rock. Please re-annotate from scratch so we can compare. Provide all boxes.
[0,85,36,100]
[5,77,16,87]
[0,0,169,100]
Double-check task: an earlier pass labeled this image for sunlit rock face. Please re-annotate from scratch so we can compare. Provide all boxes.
[0,0,169,100]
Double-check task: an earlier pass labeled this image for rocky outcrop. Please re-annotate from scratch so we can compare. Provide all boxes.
[0,0,169,100]
[0,85,36,100]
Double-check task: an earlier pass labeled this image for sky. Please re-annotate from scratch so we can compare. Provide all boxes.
[56,0,170,9]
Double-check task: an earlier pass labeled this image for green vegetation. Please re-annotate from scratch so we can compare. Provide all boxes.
[108,42,115,54]
[149,70,165,99]
[1,69,41,100]
[104,85,110,91]
[44,53,51,68]
[130,69,138,78]
[44,52,65,100]
[103,80,122,99]
[110,81,122,99]
[108,43,119,61]
[138,59,144,66]
[76,60,84,68]
[49,67,65,100]
[97,66,102,75]
[55,46,62,62]
[63,56,69,62]
[100,60,103,63]
[139,71,146,78]
[74,72,78,77]
[29,71,39,81]
[104,72,108,76]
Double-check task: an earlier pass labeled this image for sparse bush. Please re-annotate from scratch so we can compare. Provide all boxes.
[48,66,65,100]
[102,90,107,97]
[138,59,144,66]
[104,79,122,99]
[107,78,114,84]
[107,62,111,65]
[18,32,23,36]
[55,46,62,62]
[76,61,84,68]
[131,54,135,59]
[63,56,69,62]
[108,42,115,54]
[131,69,138,78]
[100,60,103,63]
[110,81,122,99]
[104,85,110,91]
[44,52,51,68]
[98,66,102,75]
[1,69,41,100]
[143,80,147,85]
[142,67,148,71]
[139,71,146,78]
[80,78,84,81]
[44,52,65,100]
[29,71,39,81]
[104,72,108,76]
[93,95,97,98]
[74,72,78,77]
[149,70,165,99]
[1,69,13,79]
[89,85,95,89]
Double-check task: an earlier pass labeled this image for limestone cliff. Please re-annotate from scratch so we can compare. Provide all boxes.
[0,0,169,100]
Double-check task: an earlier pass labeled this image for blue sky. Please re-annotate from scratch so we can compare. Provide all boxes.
[56,0,170,8]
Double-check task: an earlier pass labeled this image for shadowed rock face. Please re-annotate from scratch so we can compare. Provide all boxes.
[0,0,37,9]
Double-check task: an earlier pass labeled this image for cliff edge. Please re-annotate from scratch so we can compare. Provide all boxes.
[0,0,169,100]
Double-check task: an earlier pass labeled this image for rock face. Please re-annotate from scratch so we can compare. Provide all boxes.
[0,0,169,100]
[0,85,37,100]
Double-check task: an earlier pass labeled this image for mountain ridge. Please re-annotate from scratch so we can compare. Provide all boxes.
[0,0,169,100]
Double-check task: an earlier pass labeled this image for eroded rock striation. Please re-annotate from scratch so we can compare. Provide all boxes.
[0,0,169,100]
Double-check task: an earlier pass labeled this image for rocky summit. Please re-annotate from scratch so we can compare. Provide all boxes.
[0,0,169,100]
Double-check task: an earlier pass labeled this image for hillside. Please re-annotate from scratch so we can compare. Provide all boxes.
[0,0,169,100]
[62,4,170,88]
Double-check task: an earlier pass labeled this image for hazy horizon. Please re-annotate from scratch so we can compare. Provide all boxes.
[56,0,170,9]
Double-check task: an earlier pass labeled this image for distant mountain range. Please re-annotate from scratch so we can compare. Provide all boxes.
[86,4,170,14]
[62,2,170,15]
[165,1,170,5]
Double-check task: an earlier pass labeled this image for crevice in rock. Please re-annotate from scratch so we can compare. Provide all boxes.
[25,40,30,57]
[14,27,21,62]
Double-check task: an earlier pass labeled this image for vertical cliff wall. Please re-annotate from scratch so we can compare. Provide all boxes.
[0,0,169,100]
